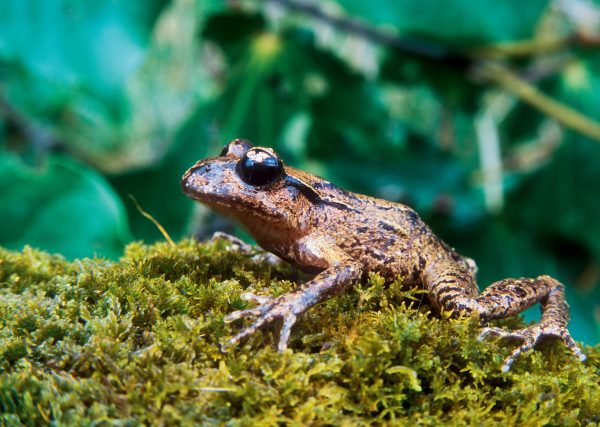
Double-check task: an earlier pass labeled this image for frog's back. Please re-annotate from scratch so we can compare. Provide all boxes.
[301,179,437,278]
[304,176,429,241]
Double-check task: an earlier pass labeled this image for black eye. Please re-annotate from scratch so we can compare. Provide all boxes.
[237,148,283,187]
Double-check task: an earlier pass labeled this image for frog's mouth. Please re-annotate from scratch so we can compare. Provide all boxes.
[182,160,235,205]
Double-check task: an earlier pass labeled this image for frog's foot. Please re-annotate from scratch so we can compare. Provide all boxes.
[211,232,253,252]
[223,291,306,352]
[479,323,586,372]
[211,232,282,265]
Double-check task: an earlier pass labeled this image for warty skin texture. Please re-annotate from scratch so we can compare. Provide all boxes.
[182,139,586,371]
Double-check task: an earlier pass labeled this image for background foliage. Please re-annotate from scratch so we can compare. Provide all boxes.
[0,0,599,345]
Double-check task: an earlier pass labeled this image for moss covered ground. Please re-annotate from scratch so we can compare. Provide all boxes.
[0,240,598,426]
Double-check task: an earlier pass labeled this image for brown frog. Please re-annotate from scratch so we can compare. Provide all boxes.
[181,139,586,371]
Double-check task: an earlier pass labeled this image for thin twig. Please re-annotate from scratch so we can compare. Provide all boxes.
[478,62,600,142]
[267,0,471,68]
[129,195,176,248]
[467,37,573,58]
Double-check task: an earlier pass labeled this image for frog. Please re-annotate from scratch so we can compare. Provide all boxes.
[181,139,586,371]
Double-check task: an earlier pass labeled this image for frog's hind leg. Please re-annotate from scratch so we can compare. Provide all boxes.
[424,264,586,371]
[476,276,586,371]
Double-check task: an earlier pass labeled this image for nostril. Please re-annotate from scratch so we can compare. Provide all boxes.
[190,163,211,176]
[181,161,214,194]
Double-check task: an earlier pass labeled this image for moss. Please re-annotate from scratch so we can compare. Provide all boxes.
[0,240,599,426]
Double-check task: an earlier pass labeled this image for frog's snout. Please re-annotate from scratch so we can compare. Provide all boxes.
[181,159,236,205]
[181,161,213,197]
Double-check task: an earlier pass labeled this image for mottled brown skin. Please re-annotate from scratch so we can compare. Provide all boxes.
[182,139,586,371]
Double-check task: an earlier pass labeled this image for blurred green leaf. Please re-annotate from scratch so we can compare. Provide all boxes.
[0,0,165,98]
[0,0,223,172]
[0,153,131,259]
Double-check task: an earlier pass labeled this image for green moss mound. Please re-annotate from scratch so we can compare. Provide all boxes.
[0,240,598,426]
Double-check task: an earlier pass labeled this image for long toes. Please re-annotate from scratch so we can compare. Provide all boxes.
[559,331,587,362]
[251,253,283,266]
[478,327,505,340]
[224,306,267,323]
[241,292,274,305]
[501,335,538,372]
[277,314,297,352]
[479,326,523,341]
[502,346,525,373]
[223,292,306,352]
[211,231,253,252]
[482,323,587,371]
[223,294,274,323]
[227,316,271,346]
[530,326,586,362]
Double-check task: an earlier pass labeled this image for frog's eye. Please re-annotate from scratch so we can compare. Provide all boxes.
[220,138,254,158]
[237,148,283,187]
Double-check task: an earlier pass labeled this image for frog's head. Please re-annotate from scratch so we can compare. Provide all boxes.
[182,139,325,236]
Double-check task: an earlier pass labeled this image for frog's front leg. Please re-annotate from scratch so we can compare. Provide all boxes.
[224,261,361,352]
[424,262,586,371]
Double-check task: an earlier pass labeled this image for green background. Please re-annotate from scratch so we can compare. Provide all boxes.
[1,0,599,345]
